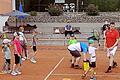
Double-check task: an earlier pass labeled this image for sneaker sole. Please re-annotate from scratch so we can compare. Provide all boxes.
[11,73,17,76]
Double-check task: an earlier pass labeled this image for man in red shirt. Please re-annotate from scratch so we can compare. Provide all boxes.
[104,22,119,73]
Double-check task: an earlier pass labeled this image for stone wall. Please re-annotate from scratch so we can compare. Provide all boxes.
[8,12,120,23]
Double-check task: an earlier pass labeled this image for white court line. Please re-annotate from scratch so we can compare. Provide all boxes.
[44,57,64,80]
[52,73,120,77]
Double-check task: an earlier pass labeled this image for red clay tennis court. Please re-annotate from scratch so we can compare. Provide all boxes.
[0,46,120,80]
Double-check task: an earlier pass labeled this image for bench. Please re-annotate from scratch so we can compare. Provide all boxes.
[53,27,81,34]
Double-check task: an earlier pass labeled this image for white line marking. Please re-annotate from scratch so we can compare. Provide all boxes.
[52,73,120,77]
[44,57,64,80]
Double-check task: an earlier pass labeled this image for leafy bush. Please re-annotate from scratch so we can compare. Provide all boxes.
[88,0,120,12]
[30,11,37,16]
[48,4,63,16]
[86,4,99,16]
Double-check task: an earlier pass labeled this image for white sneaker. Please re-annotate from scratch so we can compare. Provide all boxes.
[1,70,7,74]
[22,56,27,61]
[7,70,11,74]
[22,58,26,61]
[11,71,17,76]
[90,78,93,80]
[30,59,36,63]
[16,71,21,75]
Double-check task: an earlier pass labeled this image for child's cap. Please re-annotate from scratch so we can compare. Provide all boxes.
[3,39,11,44]
[88,39,94,44]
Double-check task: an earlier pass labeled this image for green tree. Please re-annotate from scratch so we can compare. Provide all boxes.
[88,0,119,12]
[116,0,120,11]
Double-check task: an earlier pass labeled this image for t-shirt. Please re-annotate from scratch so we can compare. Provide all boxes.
[3,33,7,39]
[2,44,11,59]
[68,39,77,45]
[88,46,96,62]
[19,32,24,41]
[105,29,119,48]
[68,42,81,51]
[80,42,88,54]
[13,38,22,55]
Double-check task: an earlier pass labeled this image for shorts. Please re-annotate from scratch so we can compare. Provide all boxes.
[107,46,118,57]
[5,59,11,64]
[89,62,96,68]
[80,42,88,54]
[14,54,20,64]
[33,46,37,52]
[68,49,81,57]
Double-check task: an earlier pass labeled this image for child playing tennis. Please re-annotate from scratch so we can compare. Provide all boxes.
[11,32,22,76]
[1,39,11,74]
[82,39,98,80]
[30,31,37,63]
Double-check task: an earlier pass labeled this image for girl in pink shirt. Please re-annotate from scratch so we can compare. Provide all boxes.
[11,32,22,76]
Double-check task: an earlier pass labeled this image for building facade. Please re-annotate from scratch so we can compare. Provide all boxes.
[0,0,12,14]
